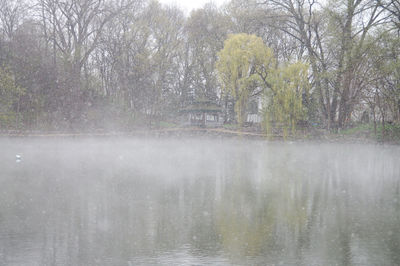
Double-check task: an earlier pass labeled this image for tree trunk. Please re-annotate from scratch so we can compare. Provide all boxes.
[382,111,385,142]
[372,106,377,136]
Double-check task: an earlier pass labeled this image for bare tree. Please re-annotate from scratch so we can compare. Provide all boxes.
[259,0,389,129]
[377,0,400,29]
[0,0,27,40]
[36,0,135,124]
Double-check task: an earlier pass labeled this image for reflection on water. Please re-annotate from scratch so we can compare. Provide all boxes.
[0,138,399,265]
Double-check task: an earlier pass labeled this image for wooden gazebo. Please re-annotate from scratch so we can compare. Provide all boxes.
[180,100,223,127]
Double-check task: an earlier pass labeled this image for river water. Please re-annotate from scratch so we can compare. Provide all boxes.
[0,138,399,265]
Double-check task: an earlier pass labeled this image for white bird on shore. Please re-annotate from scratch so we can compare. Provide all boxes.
[16,154,22,162]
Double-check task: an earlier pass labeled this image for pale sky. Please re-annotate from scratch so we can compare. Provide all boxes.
[159,0,228,14]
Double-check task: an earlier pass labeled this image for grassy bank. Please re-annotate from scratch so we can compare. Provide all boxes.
[336,123,400,144]
[1,122,399,144]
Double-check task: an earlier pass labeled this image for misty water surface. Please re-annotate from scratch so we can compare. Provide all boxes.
[0,138,399,265]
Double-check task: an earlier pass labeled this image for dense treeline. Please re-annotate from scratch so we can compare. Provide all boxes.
[0,0,399,133]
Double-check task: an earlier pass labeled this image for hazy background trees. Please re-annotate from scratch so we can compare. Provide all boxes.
[0,0,398,134]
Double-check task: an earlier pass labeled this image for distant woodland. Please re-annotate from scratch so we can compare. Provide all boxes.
[0,0,399,134]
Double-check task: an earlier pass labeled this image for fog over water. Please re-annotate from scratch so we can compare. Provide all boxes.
[0,138,399,265]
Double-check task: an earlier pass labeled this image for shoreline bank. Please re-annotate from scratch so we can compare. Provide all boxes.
[1,127,398,145]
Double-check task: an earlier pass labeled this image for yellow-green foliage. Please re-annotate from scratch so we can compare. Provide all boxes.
[216,33,275,126]
[265,62,310,137]
[216,34,309,133]
[0,67,23,128]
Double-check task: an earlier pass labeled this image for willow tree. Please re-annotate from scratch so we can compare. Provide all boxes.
[0,67,23,128]
[265,62,310,137]
[216,33,275,126]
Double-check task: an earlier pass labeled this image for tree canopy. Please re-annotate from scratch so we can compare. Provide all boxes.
[0,0,398,135]
[265,62,310,136]
[216,33,275,126]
